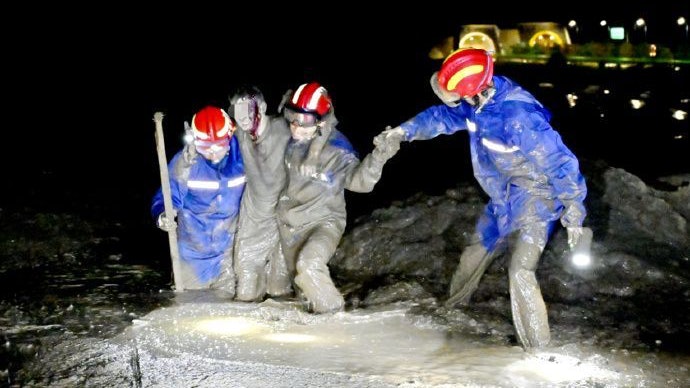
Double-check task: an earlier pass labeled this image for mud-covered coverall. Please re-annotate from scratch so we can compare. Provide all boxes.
[233,116,293,301]
[277,116,397,313]
[151,137,246,292]
[399,75,587,347]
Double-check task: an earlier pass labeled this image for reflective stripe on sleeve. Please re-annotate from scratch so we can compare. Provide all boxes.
[481,138,520,153]
[187,180,220,189]
[466,119,477,133]
[227,175,246,187]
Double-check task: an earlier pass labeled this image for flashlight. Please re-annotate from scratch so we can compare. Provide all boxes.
[182,121,195,145]
[570,227,593,268]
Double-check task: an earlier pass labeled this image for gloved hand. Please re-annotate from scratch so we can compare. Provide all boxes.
[377,126,405,141]
[567,226,584,250]
[372,126,405,161]
[156,211,177,232]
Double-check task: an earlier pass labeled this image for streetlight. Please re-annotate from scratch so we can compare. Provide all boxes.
[635,18,647,42]
[678,16,688,40]
[567,19,579,42]
[600,19,608,41]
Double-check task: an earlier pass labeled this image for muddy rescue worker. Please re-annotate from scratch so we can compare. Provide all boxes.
[277,82,402,313]
[152,105,246,294]
[380,48,587,348]
[229,86,293,302]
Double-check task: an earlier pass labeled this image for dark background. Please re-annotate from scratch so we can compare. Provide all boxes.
[2,3,688,266]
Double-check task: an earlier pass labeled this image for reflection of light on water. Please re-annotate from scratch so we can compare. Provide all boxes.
[261,333,318,344]
[187,315,320,343]
[507,352,619,383]
[118,302,648,387]
[193,317,265,336]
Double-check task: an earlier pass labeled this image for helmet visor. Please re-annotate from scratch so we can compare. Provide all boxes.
[284,108,319,128]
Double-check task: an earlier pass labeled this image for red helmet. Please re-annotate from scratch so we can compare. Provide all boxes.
[437,48,494,98]
[191,106,234,141]
[285,82,332,118]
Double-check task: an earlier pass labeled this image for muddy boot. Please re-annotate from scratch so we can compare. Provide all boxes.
[235,270,264,302]
[267,244,293,298]
[445,243,496,308]
[177,261,215,291]
[509,238,550,348]
[211,266,236,299]
[295,264,344,314]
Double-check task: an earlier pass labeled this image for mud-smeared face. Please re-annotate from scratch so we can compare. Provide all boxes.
[233,97,260,133]
[289,122,319,142]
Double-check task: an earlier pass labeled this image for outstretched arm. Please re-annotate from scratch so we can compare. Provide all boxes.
[399,104,470,141]
[345,127,404,192]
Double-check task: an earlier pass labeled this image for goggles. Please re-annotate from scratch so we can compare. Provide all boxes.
[194,139,230,154]
[284,108,320,128]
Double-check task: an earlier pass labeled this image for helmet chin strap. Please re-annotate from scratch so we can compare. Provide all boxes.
[464,85,496,112]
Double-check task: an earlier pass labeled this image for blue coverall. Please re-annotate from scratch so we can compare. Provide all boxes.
[400,75,587,347]
[152,136,245,291]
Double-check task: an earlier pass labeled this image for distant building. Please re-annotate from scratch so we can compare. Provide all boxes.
[457,24,501,54]
[430,21,571,58]
[428,18,688,63]
[515,22,572,50]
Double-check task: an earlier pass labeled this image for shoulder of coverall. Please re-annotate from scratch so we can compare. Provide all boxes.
[492,76,553,125]
[326,128,358,158]
[265,115,292,142]
[182,143,198,164]
[170,146,197,177]
[228,135,243,161]
[268,114,289,129]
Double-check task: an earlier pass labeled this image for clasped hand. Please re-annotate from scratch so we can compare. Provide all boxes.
[372,126,405,160]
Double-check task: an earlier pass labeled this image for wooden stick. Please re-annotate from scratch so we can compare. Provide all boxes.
[153,112,184,291]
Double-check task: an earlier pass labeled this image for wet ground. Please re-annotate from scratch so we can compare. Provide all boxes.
[7,288,690,387]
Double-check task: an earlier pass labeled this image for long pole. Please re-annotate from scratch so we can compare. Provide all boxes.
[153,112,184,291]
